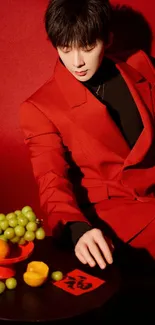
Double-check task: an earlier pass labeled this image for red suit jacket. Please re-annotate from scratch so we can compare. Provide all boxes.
[20,50,155,242]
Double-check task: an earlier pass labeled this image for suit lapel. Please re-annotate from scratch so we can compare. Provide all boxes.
[70,87,131,159]
[54,57,87,108]
[54,57,154,166]
[116,62,154,168]
[54,58,130,159]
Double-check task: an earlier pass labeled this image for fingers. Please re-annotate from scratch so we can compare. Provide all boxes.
[75,228,114,269]
[88,240,106,269]
[76,243,96,267]
[94,230,113,264]
[75,249,87,265]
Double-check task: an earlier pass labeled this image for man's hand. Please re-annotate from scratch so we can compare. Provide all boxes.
[75,228,114,269]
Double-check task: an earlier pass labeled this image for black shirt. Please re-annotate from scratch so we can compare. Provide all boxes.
[83,57,143,149]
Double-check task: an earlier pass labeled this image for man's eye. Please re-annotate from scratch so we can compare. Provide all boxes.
[83,46,95,52]
[61,47,71,53]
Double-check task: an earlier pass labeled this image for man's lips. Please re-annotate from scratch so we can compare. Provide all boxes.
[75,70,88,76]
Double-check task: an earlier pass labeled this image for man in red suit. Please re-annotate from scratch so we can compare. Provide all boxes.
[20,0,155,269]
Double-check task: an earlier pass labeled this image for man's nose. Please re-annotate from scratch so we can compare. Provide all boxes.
[72,52,85,68]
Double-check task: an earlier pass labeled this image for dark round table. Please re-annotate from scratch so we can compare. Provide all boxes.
[0,237,122,324]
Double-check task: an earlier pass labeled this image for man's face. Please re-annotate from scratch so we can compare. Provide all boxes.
[57,40,105,82]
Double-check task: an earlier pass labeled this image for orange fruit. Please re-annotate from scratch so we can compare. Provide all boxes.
[23,261,49,287]
[23,272,46,287]
[0,239,10,259]
[27,261,49,277]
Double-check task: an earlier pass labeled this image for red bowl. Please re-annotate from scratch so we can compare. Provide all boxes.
[0,242,34,279]
[0,241,34,265]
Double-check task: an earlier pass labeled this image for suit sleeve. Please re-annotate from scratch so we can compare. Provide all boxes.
[20,100,91,237]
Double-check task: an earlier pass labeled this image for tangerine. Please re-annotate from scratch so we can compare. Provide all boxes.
[23,261,49,287]
[23,272,46,287]
[0,239,10,259]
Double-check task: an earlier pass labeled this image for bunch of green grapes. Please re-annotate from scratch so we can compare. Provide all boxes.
[0,206,45,245]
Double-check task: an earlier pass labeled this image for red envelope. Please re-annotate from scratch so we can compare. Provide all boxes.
[53,269,105,295]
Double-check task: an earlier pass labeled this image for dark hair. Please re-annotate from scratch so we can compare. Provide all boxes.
[45,0,111,48]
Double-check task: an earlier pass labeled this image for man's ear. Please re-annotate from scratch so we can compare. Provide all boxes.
[105,32,113,50]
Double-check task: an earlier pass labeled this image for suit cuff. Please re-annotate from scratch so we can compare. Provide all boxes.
[66,221,93,246]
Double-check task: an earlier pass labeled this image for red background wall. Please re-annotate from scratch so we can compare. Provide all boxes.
[0,0,155,218]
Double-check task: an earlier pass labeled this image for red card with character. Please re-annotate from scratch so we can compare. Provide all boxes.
[53,269,105,295]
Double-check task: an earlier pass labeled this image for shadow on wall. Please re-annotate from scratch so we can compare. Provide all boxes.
[107,4,153,60]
